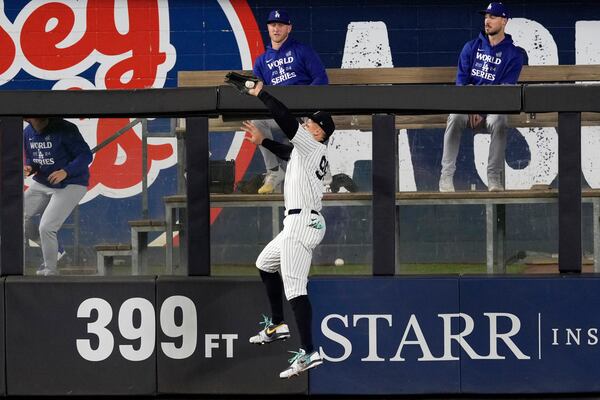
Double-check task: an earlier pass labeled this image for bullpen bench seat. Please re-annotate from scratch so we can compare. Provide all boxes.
[161,191,600,274]
[94,244,132,275]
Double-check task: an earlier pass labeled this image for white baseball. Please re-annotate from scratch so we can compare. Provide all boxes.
[245,80,255,89]
[334,258,344,267]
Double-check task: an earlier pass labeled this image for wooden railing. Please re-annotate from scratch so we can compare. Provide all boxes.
[177,65,600,131]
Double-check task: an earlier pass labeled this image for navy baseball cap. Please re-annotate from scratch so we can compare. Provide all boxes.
[309,111,335,140]
[267,9,291,25]
[479,2,509,18]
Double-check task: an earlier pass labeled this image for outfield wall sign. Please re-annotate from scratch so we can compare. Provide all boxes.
[4,276,600,395]
[310,276,600,394]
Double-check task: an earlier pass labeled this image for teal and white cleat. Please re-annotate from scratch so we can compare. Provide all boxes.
[249,314,290,344]
[279,349,323,378]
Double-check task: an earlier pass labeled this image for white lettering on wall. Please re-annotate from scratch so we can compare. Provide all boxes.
[577,21,600,189]
[335,21,415,191]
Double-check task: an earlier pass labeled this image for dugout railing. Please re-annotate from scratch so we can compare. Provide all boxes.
[0,83,598,276]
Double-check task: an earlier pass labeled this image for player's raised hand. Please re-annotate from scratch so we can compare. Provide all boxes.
[48,169,67,184]
[24,165,34,177]
[242,120,265,145]
[247,80,263,97]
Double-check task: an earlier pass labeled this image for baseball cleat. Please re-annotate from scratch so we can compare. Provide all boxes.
[57,245,66,262]
[279,349,323,379]
[36,267,58,276]
[258,167,284,194]
[249,315,290,344]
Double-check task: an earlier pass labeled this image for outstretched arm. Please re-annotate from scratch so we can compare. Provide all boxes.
[242,120,293,160]
[262,139,293,161]
[248,81,299,140]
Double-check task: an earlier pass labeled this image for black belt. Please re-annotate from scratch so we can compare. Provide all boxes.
[287,209,319,215]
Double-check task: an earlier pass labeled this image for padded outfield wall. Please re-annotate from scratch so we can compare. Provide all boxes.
[1,275,600,395]
[2,1,600,267]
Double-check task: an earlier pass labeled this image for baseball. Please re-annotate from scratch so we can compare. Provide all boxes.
[245,80,255,89]
[334,258,344,267]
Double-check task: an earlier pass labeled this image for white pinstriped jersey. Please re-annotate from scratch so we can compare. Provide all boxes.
[284,125,328,211]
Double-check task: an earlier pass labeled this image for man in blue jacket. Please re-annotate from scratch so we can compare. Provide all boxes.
[251,9,328,194]
[439,2,524,192]
[24,118,92,276]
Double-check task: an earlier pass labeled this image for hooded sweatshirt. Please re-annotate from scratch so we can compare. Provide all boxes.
[253,38,328,86]
[456,32,524,85]
[24,118,92,188]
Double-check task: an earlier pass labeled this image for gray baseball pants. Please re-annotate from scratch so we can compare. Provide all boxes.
[24,181,87,271]
[440,113,508,181]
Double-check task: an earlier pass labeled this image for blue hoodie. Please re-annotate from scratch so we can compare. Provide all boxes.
[24,118,92,188]
[456,32,524,85]
[253,38,328,86]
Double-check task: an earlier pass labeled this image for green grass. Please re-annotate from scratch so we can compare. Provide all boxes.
[211,263,527,276]
[25,262,526,277]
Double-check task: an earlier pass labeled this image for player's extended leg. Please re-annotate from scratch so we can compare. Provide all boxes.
[250,233,291,344]
[486,114,508,191]
[279,212,326,378]
[37,184,86,275]
[440,113,468,192]
[24,181,52,248]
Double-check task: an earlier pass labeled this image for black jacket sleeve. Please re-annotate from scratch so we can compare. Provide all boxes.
[257,90,299,140]
[261,139,293,161]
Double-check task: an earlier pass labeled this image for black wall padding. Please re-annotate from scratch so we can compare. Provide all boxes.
[523,84,600,112]
[156,277,307,395]
[0,278,5,396]
[0,87,218,117]
[217,84,522,115]
[5,276,157,396]
[0,118,23,276]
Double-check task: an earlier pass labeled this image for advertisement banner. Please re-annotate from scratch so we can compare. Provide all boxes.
[156,277,307,394]
[309,277,461,394]
[4,277,156,395]
[460,276,600,393]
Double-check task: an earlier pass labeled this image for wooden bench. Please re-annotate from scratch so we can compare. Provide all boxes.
[177,65,600,131]
[178,65,600,87]
[94,220,167,275]
[94,244,132,275]
[129,219,167,275]
[163,195,187,273]
[163,191,600,273]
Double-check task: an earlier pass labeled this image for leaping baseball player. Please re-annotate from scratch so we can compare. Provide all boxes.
[241,80,334,378]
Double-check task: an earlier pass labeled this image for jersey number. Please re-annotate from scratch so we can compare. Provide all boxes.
[315,156,328,180]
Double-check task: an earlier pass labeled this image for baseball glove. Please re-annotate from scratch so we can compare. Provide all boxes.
[224,71,260,94]
[330,173,358,193]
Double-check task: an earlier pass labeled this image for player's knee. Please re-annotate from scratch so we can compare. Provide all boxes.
[487,114,508,130]
[256,261,277,274]
[447,113,468,126]
[285,290,307,302]
[283,281,307,301]
[38,222,57,238]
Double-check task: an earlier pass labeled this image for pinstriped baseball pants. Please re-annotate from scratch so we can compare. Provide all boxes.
[256,210,326,300]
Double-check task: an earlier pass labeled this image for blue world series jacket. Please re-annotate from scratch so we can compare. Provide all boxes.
[456,32,524,85]
[24,118,93,188]
[253,38,328,86]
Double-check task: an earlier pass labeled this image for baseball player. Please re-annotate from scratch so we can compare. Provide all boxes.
[23,118,92,276]
[242,80,334,378]
[252,9,328,195]
[439,2,525,192]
